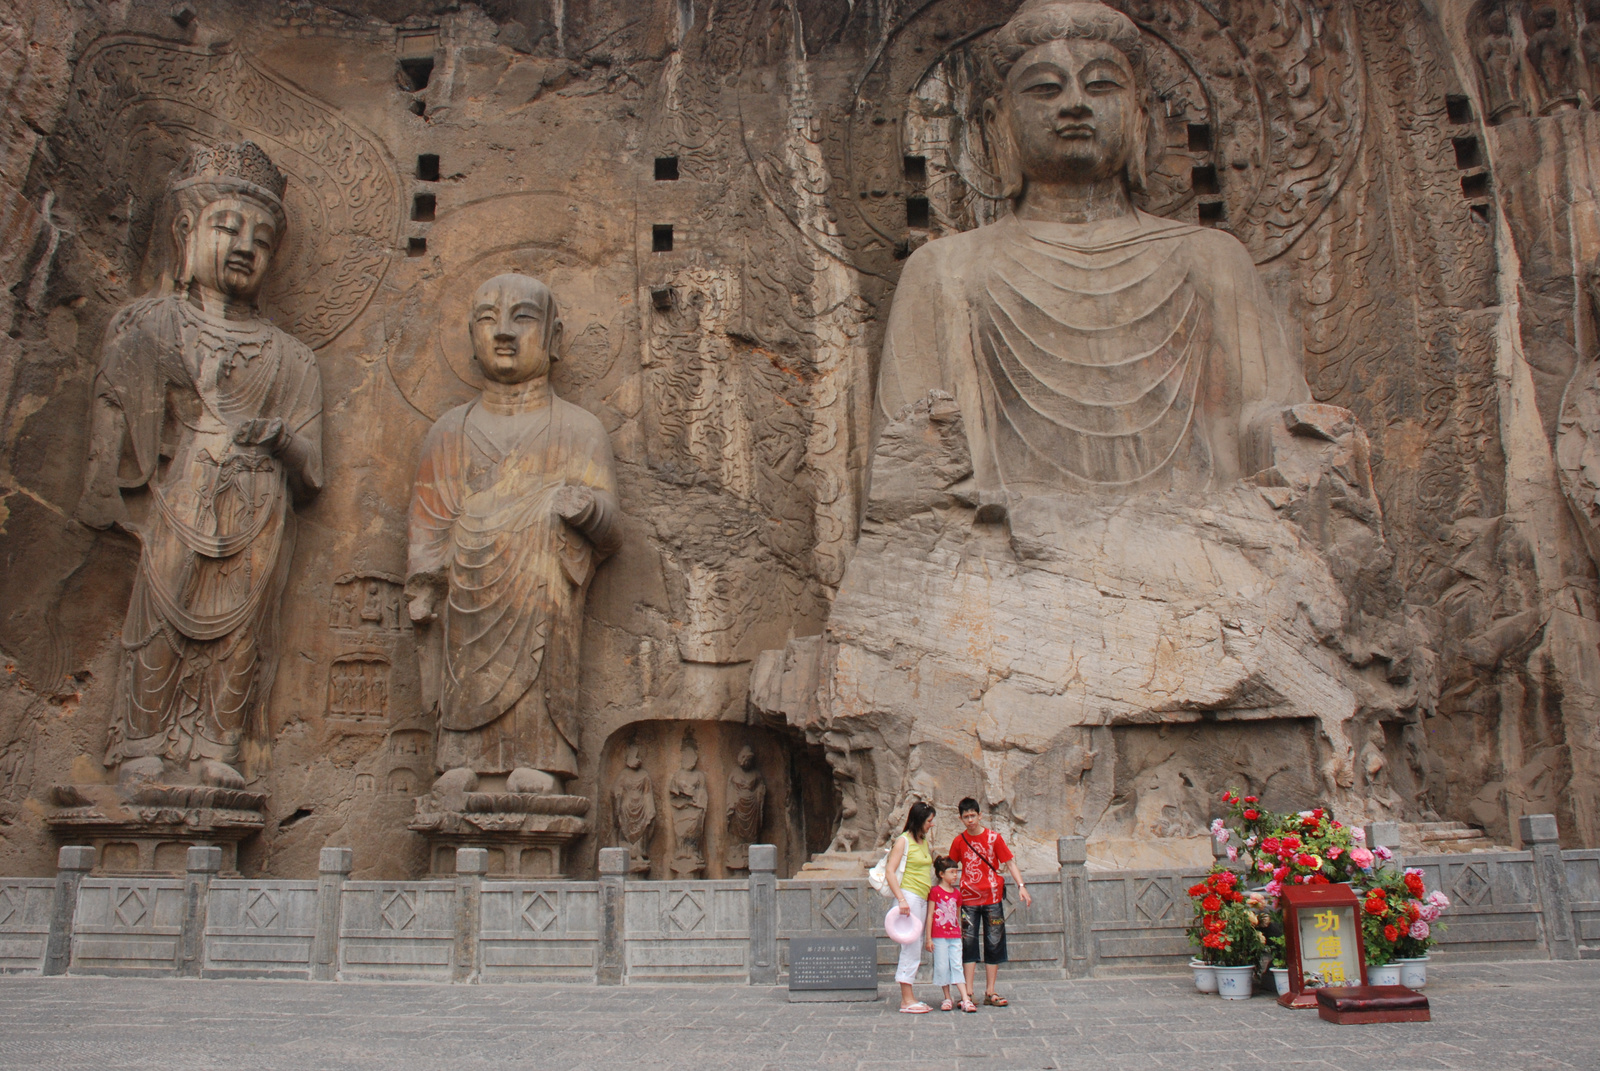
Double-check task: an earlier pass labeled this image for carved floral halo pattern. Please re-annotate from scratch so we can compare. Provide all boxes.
[65,36,401,350]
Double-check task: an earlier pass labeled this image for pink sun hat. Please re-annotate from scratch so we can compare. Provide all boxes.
[884,905,922,946]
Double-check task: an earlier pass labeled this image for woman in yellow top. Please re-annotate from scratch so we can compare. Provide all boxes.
[885,801,937,1012]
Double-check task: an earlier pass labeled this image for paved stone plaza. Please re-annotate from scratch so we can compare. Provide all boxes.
[0,961,1594,1071]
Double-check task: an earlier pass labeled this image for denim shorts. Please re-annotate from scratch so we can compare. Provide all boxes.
[961,902,1008,964]
[931,936,964,987]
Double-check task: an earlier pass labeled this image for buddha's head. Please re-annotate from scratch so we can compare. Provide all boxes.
[737,745,756,770]
[169,141,287,305]
[986,1,1152,200]
[469,273,564,385]
[625,742,643,769]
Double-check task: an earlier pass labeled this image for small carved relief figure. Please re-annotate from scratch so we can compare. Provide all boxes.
[1527,5,1581,113]
[879,1,1311,502]
[613,741,656,875]
[1476,4,1527,122]
[667,732,709,878]
[407,273,622,795]
[76,141,323,789]
[722,744,767,871]
[823,730,866,853]
[1582,0,1600,104]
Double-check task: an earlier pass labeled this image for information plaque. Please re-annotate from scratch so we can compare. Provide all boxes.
[787,936,879,1001]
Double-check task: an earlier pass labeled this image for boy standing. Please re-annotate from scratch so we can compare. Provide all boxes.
[949,798,1032,1007]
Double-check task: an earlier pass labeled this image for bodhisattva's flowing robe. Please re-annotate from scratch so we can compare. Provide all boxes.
[877,211,1309,498]
[83,295,324,769]
[407,396,621,779]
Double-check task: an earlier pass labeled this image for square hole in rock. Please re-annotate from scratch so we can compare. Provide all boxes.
[1446,95,1474,124]
[412,193,436,222]
[1198,200,1225,225]
[652,224,674,252]
[1461,172,1489,199]
[407,237,427,257]
[1452,137,1482,169]
[1188,123,1213,152]
[1190,164,1220,196]
[903,155,927,184]
[655,156,680,180]
[906,196,930,229]
[417,154,440,181]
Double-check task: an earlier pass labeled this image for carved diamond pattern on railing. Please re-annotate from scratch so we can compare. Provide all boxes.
[0,887,16,928]
[821,889,858,930]
[380,890,417,931]
[521,892,558,932]
[115,887,149,929]
[245,889,280,930]
[1453,864,1491,908]
[1134,880,1175,923]
[666,891,706,933]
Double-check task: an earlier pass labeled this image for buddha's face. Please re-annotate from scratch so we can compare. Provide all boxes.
[1002,37,1141,186]
[182,195,278,300]
[470,274,561,385]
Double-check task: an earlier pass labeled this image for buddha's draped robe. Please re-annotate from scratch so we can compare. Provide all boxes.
[90,295,323,767]
[877,212,1308,497]
[408,396,620,779]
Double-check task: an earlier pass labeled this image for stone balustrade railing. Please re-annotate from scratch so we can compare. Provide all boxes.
[0,817,1592,982]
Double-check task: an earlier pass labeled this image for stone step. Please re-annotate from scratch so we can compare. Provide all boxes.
[1399,820,1502,853]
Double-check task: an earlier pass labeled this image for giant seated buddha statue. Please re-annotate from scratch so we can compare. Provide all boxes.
[754,1,1432,871]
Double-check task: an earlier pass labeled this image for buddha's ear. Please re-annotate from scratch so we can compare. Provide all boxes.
[983,96,1025,201]
[546,311,565,362]
[1126,100,1153,194]
[169,209,195,286]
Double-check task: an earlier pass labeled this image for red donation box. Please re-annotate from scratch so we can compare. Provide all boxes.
[1278,883,1367,1009]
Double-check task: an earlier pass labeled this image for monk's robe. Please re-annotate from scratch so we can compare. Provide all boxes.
[408,397,621,779]
[877,211,1309,498]
[87,295,323,768]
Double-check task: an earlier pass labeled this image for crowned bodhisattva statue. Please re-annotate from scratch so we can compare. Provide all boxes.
[76,141,322,792]
[406,273,621,875]
[54,141,321,871]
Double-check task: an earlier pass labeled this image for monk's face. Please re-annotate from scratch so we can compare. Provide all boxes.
[184,196,278,300]
[470,276,560,384]
[1003,38,1141,186]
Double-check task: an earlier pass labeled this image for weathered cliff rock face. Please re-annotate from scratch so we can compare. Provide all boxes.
[0,0,1597,878]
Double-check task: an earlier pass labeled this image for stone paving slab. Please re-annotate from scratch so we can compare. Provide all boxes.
[0,962,1594,1070]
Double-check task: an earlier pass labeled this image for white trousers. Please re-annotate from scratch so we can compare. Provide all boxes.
[893,891,928,984]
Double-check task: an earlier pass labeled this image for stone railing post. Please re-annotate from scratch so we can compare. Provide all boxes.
[748,844,778,986]
[453,847,487,983]
[179,846,221,977]
[1520,814,1577,960]
[43,846,94,976]
[1365,821,1403,869]
[312,847,352,981]
[597,847,628,985]
[1058,836,1092,978]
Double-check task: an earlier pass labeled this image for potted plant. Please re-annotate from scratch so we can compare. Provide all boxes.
[1186,867,1265,999]
[1265,932,1289,996]
[1357,867,1413,984]
[1394,869,1449,988]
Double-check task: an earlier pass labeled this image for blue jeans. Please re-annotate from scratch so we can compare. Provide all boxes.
[932,937,964,987]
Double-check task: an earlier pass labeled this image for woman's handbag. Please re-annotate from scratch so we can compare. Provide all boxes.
[867,833,909,896]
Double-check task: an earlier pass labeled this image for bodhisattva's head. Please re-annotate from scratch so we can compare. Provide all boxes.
[625,743,643,769]
[469,273,564,385]
[987,1,1151,201]
[169,142,288,307]
[737,745,756,769]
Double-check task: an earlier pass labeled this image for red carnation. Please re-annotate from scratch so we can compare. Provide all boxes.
[1313,808,1325,819]
[1187,884,1206,897]
[1365,899,1386,916]
[1383,924,1400,942]
[1261,837,1281,854]
[1404,873,1425,897]
[1281,836,1302,852]
[1407,902,1421,922]
[1308,874,1329,885]
[1202,895,1223,913]
[1243,809,1260,821]
[1371,888,1388,898]
[1221,792,1236,803]
[1297,853,1318,868]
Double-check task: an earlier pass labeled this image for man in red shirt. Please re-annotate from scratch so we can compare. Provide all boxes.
[949,797,1032,1006]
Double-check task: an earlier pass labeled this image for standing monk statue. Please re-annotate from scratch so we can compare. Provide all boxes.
[407,273,622,798]
[76,141,323,790]
[878,0,1309,507]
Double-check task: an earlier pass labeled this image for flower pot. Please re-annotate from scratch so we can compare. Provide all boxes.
[1367,963,1400,986]
[1396,956,1429,989]
[1214,965,1254,1000]
[1189,959,1218,993]
[1270,967,1289,996]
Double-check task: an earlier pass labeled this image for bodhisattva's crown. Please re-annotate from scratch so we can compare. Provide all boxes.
[175,141,288,203]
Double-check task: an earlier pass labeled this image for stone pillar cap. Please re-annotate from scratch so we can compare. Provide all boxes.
[319,846,354,874]
[56,846,95,872]
[748,844,778,872]
[598,847,629,875]
[455,847,490,875]
[1518,813,1560,845]
[186,846,223,874]
[1057,836,1087,864]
